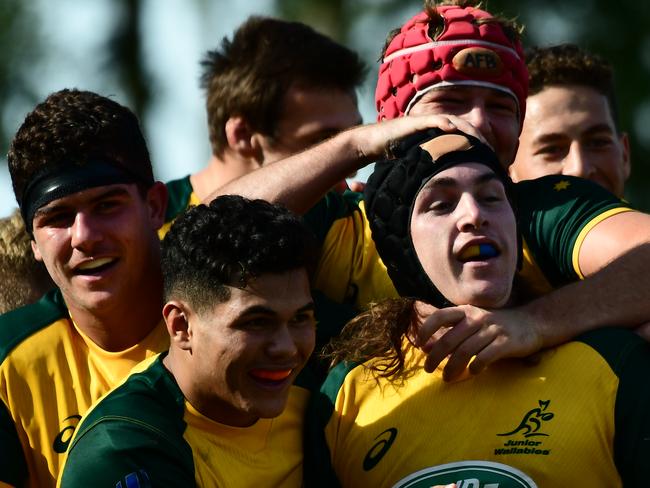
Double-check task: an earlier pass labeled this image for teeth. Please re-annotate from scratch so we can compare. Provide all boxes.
[460,244,498,261]
[250,369,292,381]
[77,258,114,271]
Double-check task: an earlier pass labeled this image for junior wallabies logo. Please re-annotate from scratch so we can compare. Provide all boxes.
[498,400,554,438]
[494,400,554,457]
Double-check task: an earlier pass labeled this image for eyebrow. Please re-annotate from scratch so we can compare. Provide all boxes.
[238,301,315,318]
[425,171,500,190]
[534,123,615,145]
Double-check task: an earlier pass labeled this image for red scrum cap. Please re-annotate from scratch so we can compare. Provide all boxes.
[375,4,528,122]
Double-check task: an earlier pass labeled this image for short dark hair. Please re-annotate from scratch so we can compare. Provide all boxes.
[526,43,621,130]
[200,16,367,156]
[161,195,316,313]
[8,89,154,209]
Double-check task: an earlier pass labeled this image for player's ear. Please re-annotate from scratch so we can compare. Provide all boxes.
[163,301,193,351]
[620,132,631,182]
[31,240,43,262]
[145,181,168,230]
[225,116,259,159]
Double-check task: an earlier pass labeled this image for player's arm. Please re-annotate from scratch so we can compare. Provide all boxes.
[58,421,195,488]
[204,115,484,214]
[0,400,27,488]
[417,178,650,379]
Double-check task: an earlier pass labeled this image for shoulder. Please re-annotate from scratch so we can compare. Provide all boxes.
[62,356,194,487]
[71,355,187,447]
[0,289,68,363]
[303,190,364,243]
[164,175,194,223]
[514,175,628,220]
[575,328,650,378]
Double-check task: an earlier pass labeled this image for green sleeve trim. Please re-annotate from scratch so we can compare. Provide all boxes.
[60,418,195,487]
[514,175,628,286]
[576,328,650,484]
[0,288,67,362]
[64,355,194,487]
[164,175,193,222]
[302,361,358,488]
[0,398,27,487]
[302,190,364,243]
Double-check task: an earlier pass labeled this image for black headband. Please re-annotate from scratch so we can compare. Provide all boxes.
[365,129,518,307]
[21,160,148,232]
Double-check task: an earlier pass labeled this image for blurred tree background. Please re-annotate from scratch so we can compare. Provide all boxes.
[1,0,649,211]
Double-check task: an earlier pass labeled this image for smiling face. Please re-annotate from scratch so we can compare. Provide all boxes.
[410,163,517,308]
[510,85,630,196]
[408,86,521,168]
[175,268,315,427]
[30,182,166,317]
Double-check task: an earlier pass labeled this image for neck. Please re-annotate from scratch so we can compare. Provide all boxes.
[164,347,258,427]
[67,270,164,352]
[191,153,260,202]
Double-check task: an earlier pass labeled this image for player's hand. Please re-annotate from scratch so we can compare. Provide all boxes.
[353,114,487,163]
[414,305,544,381]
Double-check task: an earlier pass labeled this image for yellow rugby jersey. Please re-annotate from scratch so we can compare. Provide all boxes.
[306,328,650,487]
[0,289,169,487]
[159,175,201,239]
[303,176,632,309]
[59,353,311,488]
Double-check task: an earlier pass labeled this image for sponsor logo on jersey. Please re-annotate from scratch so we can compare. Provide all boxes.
[363,427,398,471]
[116,469,151,488]
[392,460,537,488]
[494,400,553,456]
[52,414,82,453]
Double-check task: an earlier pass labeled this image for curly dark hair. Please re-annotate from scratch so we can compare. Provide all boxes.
[161,195,317,312]
[526,43,620,131]
[7,88,154,208]
[200,15,367,156]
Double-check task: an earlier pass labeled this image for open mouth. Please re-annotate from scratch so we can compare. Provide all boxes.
[458,243,500,263]
[74,257,118,276]
[249,368,293,386]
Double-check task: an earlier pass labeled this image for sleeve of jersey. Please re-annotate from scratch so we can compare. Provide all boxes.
[514,175,633,286]
[0,398,27,487]
[302,191,398,309]
[59,420,195,488]
[610,334,650,485]
[577,328,650,485]
[303,362,357,488]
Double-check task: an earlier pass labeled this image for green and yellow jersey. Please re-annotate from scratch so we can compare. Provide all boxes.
[0,290,168,488]
[307,328,650,487]
[59,353,311,488]
[159,175,200,239]
[304,176,632,309]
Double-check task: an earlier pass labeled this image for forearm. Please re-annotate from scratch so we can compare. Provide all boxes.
[205,115,474,214]
[523,243,650,347]
[206,127,371,214]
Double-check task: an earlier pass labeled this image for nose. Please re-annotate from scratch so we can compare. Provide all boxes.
[266,325,299,359]
[70,211,103,251]
[464,104,493,144]
[562,143,593,179]
[456,193,486,232]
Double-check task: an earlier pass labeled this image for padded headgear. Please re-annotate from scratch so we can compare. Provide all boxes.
[375,4,527,122]
[365,129,516,306]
